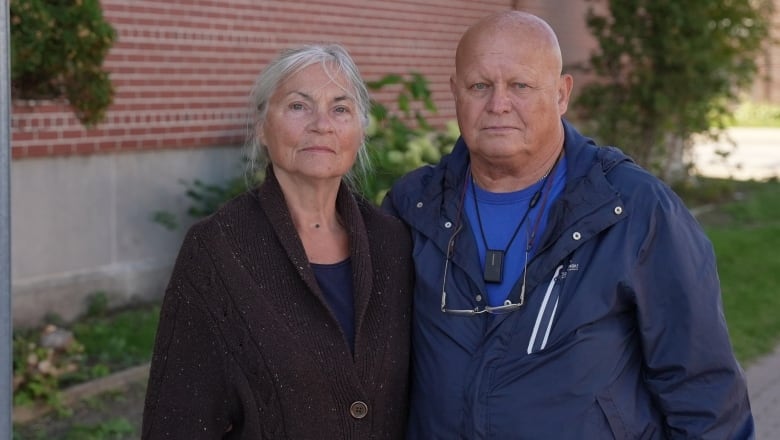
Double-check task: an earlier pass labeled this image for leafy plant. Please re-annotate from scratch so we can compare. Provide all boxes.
[10,0,117,127]
[150,170,264,230]
[572,0,772,182]
[13,325,85,414]
[85,291,110,318]
[182,175,261,219]
[12,303,159,412]
[362,72,459,204]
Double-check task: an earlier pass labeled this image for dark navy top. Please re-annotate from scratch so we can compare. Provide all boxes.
[311,258,355,352]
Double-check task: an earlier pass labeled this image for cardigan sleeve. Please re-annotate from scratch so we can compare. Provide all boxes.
[142,228,243,439]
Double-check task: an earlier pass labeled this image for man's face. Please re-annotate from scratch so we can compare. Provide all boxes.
[451,30,571,162]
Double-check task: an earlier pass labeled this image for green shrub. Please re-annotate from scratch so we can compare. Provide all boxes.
[10,0,117,127]
[573,0,771,182]
[362,72,458,204]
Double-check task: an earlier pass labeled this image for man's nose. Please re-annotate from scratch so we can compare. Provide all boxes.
[486,86,512,113]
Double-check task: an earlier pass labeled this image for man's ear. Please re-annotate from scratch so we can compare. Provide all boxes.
[557,74,574,115]
[450,75,458,102]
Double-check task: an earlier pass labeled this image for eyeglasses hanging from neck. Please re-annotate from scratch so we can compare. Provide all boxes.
[440,151,563,316]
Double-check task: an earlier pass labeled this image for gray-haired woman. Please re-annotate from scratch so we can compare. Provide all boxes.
[142,44,413,439]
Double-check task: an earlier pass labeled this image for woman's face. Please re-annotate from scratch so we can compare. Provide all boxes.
[259,63,363,183]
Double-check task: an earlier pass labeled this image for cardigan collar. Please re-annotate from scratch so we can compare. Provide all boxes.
[255,166,375,352]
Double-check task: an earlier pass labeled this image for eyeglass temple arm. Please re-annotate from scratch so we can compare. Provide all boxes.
[440,224,463,311]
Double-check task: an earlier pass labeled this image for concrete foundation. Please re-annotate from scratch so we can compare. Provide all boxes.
[11,146,244,327]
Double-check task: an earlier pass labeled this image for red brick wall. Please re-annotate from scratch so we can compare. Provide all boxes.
[11,0,511,160]
[750,0,780,103]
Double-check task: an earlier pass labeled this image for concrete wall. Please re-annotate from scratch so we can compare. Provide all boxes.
[11,147,242,326]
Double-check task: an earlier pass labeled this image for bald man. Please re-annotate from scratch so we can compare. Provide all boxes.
[383,10,753,439]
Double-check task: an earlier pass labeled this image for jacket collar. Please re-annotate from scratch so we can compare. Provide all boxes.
[526,120,631,289]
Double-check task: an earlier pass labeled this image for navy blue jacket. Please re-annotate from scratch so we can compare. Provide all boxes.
[382,120,753,439]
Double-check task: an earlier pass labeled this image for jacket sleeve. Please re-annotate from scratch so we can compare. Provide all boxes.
[632,188,754,439]
[142,228,242,439]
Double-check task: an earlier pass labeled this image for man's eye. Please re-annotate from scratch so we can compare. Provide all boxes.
[514,83,529,89]
[471,83,488,90]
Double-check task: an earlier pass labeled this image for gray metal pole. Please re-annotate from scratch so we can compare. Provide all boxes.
[0,0,12,438]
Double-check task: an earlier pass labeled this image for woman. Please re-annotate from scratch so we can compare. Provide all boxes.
[142,44,413,439]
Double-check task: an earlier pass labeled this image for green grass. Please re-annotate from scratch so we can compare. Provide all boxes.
[694,180,780,365]
[731,100,780,128]
[71,304,159,378]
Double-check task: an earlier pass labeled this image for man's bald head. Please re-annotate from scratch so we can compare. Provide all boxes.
[448,10,573,187]
[455,11,563,76]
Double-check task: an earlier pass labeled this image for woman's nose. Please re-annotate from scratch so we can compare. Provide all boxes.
[309,108,335,132]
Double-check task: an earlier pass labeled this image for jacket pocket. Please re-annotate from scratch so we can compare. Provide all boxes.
[595,392,629,439]
[527,264,565,354]
[594,392,662,440]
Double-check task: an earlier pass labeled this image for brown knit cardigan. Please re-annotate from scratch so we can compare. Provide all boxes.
[142,170,413,439]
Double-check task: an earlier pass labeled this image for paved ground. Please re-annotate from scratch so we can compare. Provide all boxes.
[694,127,780,439]
[746,345,780,439]
[692,127,780,181]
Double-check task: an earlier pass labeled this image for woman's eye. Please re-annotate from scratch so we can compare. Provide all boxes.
[334,105,351,114]
[289,102,305,111]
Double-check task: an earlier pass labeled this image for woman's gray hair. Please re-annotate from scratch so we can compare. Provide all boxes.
[245,43,372,186]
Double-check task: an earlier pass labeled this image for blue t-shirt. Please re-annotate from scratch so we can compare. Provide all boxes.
[464,156,567,306]
[311,258,355,352]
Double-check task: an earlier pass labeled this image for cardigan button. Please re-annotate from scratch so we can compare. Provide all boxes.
[349,401,368,419]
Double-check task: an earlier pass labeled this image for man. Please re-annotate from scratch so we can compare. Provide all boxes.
[382,10,754,439]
